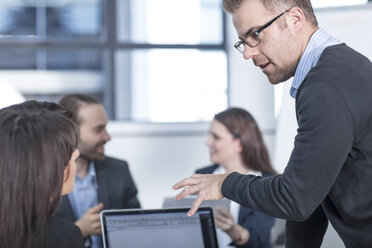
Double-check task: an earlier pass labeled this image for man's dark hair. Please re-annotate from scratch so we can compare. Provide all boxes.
[59,94,100,125]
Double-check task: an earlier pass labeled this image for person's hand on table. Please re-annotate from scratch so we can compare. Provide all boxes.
[215,207,250,245]
[75,203,104,237]
[214,207,234,231]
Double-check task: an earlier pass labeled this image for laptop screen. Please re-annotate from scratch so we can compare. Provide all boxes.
[101,207,219,248]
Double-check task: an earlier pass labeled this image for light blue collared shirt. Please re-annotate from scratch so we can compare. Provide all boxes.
[290,28,341,98]
[68,161,102,248]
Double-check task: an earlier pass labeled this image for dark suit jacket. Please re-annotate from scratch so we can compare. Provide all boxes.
[196,164,274,248]
[47,215,84,248]
[55,156,141,223]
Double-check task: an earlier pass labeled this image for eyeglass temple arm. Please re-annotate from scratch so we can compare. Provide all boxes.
[254,9,290,35]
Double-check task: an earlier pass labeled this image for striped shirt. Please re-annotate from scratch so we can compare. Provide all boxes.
[290,28,341,98]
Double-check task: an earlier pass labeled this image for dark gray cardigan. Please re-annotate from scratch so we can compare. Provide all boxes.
[222,44,372,248]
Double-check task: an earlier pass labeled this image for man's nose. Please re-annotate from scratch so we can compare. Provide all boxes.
[205,136,212,147]
[243,44,260,60]
[102,129,111,142]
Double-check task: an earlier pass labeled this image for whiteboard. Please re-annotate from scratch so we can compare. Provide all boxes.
[316,5,372,61]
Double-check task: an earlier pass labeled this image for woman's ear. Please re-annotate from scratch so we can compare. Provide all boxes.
[236,139,243,153]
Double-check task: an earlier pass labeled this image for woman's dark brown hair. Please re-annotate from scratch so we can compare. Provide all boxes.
[0,100,78,248]
[214,107,276,174]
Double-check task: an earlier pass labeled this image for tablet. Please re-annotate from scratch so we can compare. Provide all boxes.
[162,196,230,212]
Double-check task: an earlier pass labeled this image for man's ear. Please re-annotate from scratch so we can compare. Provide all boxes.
[286,7,306,32]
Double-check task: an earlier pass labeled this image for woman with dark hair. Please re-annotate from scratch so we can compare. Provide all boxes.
[196,107,275,248]
[0,101,84,248]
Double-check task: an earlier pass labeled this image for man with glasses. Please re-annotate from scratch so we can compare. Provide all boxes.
[173,0,372,247]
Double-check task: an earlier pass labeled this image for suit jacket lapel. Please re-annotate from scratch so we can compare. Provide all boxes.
[94,160,110,209]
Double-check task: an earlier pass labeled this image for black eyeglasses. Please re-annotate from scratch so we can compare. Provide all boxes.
[234,9,290,54]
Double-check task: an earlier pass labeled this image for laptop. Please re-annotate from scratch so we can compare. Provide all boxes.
[162,195,230,212]
[100,207,219,248]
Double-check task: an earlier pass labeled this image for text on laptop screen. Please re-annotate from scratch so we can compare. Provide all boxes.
[102,208,218,248]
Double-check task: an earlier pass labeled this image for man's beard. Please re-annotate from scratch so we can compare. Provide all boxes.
[79,152,105,161]
[78,141,106,161]
[254,57,296,85]
[267,67,295,85]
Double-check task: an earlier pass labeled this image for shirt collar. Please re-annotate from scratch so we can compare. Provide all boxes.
[87,161,96,178]
[215,164,262,176]
[290,28,341,98]
[75,161,96,183]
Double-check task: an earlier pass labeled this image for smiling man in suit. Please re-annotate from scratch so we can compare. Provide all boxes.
[55,94,141,248]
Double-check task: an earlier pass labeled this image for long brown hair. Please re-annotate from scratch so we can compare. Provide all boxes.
[0,101,78,248]
[214,107,276,174]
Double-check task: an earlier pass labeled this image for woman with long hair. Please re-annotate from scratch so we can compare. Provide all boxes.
[196,107,276,248]
[0,100,84,248]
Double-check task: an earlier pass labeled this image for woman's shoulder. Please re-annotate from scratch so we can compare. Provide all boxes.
[195,164,219,174]
[47,216,84,248]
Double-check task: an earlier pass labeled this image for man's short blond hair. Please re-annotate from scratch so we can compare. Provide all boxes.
[223,0,318,26]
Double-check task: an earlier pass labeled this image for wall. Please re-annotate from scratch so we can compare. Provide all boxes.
[105,122,210,208]
[105,122,275,209]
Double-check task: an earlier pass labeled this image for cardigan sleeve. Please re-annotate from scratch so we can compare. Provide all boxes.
[285,205,328,248]
[222,79,354,221]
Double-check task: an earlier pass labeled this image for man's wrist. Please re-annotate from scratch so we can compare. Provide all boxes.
[226,224,239,239]
[236,229,248,244]
[227,224,249,244]
[218,173,229,197]
[75,220,88,237]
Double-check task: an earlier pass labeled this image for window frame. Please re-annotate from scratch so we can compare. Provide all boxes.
[0,0,228,120]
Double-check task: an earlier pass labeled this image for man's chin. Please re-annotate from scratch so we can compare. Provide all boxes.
[80,153,106,161]
[265,68,294,85]
[93,154,106,161]
[93,147,106,160]
[267,73,291,85]
[269,80,282,85]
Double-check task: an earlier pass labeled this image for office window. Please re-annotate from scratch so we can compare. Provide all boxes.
[0,0,107,111]
[117,0,223,44]
[0,0,227,122]
[115,0,226,121]
[116,49,227,122]
[0,0,102,38]
[312,0,368,8]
